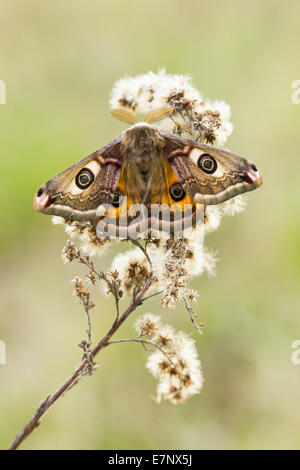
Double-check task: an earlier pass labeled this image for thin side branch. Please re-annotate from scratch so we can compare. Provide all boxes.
[106,337,173,363]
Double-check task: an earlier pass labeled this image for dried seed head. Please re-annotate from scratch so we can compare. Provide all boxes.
[143,317,203,404]
[134,313,161,338]
[110,70,233,146]
[109,248,157,296]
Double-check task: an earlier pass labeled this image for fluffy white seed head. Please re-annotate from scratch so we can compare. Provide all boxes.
[134,313,161,338]
[143,318,203,404]
[222,194,248,216]
[110,69,233,146]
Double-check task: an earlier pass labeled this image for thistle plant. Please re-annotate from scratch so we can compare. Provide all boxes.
[9,71,248,450]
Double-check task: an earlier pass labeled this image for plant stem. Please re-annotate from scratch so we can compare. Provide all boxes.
[8,272,155,451]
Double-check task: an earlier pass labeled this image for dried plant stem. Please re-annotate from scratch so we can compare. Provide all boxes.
[8,272,156,451]
[81,301,92,344]
[183,296,205,333]
[141,290,164,303]
[130,239,153,269]
[107,337,172,362]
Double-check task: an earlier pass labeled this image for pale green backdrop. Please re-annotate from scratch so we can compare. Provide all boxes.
[0,0,300,450]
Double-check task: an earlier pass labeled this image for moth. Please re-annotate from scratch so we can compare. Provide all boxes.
[34,107,263,235]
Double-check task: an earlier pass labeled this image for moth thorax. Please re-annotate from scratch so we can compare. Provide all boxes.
[122,125,164,166]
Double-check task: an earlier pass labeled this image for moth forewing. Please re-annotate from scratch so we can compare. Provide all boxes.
[161,131,263,205]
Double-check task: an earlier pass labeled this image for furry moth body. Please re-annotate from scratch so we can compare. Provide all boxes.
[34,121,263,232]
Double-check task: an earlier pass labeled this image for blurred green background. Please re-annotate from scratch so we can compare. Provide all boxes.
[1,0,300,450]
